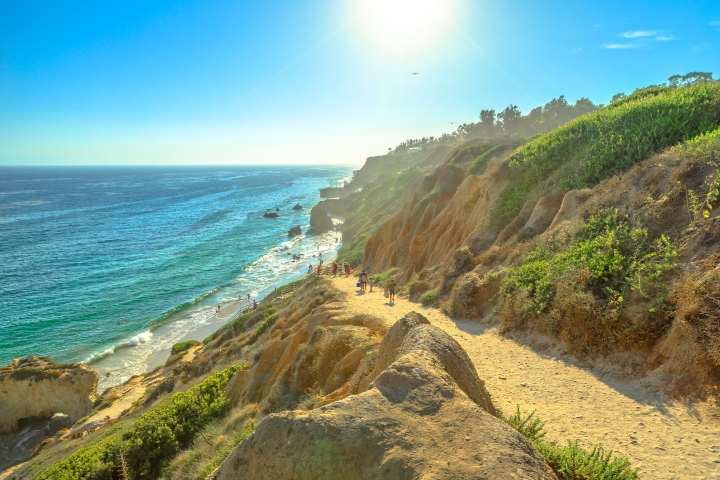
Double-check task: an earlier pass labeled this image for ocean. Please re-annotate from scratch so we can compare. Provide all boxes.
[0,165,352,390]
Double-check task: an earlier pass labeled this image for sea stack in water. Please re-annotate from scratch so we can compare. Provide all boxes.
[308,205,334,232]
[288,225,302,237]
[263,212,279,218]
[0,355,98,434]
[292,204,302,210]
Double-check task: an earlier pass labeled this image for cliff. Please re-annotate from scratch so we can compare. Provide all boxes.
[214,312,556,480]
[0,356,97,435]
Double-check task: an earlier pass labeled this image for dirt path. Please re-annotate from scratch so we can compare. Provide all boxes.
[330,276,720,479]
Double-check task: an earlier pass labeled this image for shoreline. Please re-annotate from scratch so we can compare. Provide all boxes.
[88,230,344,392]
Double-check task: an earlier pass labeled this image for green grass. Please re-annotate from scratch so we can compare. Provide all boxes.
[494,82,720,227]
[171,340,201,356]
[370,267,397,288]
[419,289,437,305]
[36,365,242,480]
[502,406,639,480]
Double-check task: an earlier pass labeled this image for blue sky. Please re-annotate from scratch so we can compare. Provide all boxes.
[1,0,718,165]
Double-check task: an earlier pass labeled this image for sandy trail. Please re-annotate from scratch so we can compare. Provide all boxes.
[330,275,720,479]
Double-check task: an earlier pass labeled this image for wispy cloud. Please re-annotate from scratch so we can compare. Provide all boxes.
[709,20,720,27]
[655,35,677,41]
[619,30,658,38]
[604,43,642,49]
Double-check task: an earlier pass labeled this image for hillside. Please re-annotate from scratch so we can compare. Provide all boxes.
[5,80,720,480]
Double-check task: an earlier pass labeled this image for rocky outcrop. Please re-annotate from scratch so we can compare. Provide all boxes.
[292,204,303,210]
[263,212,279,218]
[0,356,98,434]
[308,205,334,232]
[0,413,71,472]
[287,225,302,237]
[215,313,557,479]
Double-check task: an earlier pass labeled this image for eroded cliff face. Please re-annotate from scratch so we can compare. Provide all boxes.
[363,155,511,283]
[215,313,556,480]
[0,356,98,434]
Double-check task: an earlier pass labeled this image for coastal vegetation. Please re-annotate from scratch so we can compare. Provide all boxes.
[494,82,720,227]
[503,406,638,480]
[35,366,241,479]
[499,207,679,354]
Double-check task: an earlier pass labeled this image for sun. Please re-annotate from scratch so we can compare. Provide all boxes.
[355,0,456,55]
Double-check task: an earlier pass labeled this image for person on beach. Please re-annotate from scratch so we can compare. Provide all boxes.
[308,265,313,275]
[369,278,374,292]
[217,304,221,313]
[247,293,251,302]
[388,279,396,303]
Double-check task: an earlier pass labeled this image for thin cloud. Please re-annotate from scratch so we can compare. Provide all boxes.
[605,43,642,49]
[655,35,677,41]
[709,20,720,26]
[619,30,657,38]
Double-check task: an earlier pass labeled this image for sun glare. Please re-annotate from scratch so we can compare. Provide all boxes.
[355,0,456,55]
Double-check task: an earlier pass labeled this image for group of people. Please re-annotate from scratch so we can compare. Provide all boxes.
[355,270,395,303]
[357,271,373,292]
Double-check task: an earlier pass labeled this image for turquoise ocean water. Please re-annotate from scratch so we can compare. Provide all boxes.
[0,166,351,389]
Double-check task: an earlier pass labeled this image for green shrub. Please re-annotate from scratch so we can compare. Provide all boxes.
[171,340,201,356]
[420,290,438,305]
[37,365,242,480]
[502,406,639,480]
[371,267,397,288]
[500,208,679,352]
[407,273,430,297]
[494,82,720,227]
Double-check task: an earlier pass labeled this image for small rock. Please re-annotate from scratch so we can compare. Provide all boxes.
[292,204,302,210]
[520,382,527,387]
[498,376,506,380]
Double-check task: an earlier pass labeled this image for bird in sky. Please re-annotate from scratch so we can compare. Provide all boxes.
[449,122,457,125]
[411,72,419,75]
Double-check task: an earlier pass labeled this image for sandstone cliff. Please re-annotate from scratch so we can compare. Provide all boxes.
[215,312,556,480]
[0,356,98,434]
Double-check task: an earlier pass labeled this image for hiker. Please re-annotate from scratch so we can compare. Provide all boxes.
[388,279,396,303]
[317,263,322,275]
[360,271,368,292]
[369,278,374,292]
[253,300,258,310]
[308,265,313,275]
[332,262,338,276]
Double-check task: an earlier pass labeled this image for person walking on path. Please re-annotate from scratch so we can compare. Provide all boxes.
[332,262,338,276]
[317,263,322,275]
[253,300,258,310]
[388,279,396,304]
[308,265,313,275]
[369,278,374,292]
[360,271,368,292]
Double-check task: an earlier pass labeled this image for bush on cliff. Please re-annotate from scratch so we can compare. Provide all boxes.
[495,82,720,227]
[171,340,201,356]
[36,365,242,480]
[500,207,679,354]
[503,406,639,480]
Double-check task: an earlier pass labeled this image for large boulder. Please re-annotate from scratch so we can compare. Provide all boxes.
[0,356,98,434]
[263,212,279,218]
[288,225,302,237]
[292,204,303,210]
[308,205,334,232]
[214,313,557,480]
